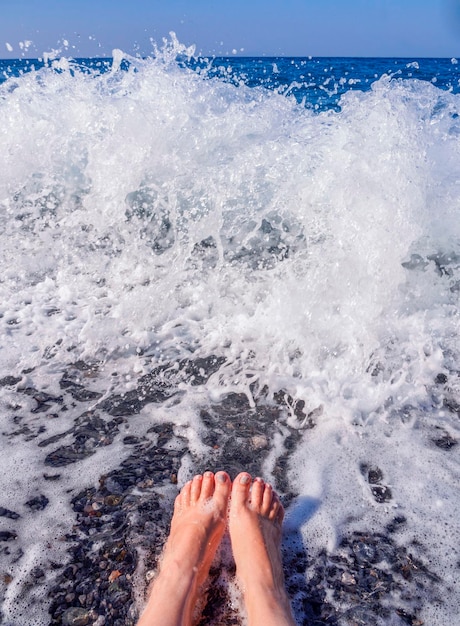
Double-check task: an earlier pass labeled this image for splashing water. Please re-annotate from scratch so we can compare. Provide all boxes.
[0,38,459,625]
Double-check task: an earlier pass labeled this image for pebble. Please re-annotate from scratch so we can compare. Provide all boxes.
[25,494,49,511]
[61,607,90,626]
[0,375,22,387]
[433,431,458,450]
[251,434,268,449]
[0,531,17,541]
[341,571,357,586]
[0,506,20,520]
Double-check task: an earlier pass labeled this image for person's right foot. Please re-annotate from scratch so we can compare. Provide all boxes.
[228,472,296,626]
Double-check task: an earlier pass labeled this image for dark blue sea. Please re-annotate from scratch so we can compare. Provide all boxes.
[1,40,459,625]
[2,54,460,111]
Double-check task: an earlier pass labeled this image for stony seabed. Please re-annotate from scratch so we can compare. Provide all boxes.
[0,354,458,626]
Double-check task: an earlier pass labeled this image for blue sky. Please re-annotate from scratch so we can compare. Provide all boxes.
[1,0,460,59]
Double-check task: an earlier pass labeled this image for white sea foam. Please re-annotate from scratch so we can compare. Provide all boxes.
[0,41,459,624]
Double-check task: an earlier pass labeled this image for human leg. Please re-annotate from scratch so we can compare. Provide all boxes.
[228,472,296,626]
[137,470,231,626]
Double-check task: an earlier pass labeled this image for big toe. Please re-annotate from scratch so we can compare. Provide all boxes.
[230,472,252,511]
[213,471,231,508]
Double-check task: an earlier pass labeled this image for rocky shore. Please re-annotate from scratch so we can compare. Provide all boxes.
[0,355,457,625]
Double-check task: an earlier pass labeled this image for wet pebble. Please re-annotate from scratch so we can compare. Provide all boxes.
[387,515,407,534]
[367,467,383,484]
[104,494,123,507]
[25,494,49,511]
[44,472,61,481]
[45,446,92,466]
[251,434,268,449]
[370,484,393,503]
[0,531,17,542]
[435,372,448,385]
[122,435,140,445]
[0,375,22,387]
[61,607,90,626]
[361,464,393,503]
[104,478,124,495]
[432,432,458,450]
[31,566,45,580]
[353,539,378,564]
[0,506,20,520]
[341,571,357,586]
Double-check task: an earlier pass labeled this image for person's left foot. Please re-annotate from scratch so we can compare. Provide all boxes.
[228,473,295,626]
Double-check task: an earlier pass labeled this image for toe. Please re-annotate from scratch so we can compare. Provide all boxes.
[215,470,230,486]
[213,471,231,510]
[231,472,252,510]
[261,482,274,516]
[267,490,280,521]
[250,477,265,512]
[201,471,215,500]
[275,499,285,526]
[190,474,203,503]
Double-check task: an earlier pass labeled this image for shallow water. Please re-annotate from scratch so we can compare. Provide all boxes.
[0,39,459,625]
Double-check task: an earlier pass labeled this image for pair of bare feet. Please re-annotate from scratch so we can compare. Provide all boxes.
[136,471,296,626]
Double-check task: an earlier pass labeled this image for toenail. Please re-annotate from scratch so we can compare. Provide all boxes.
[216,472,227,483]
[240,474,250,485]
[204,471,213,478]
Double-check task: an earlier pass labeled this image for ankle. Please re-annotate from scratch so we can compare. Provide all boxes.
[244,586,295,626]
[236,560,283,591]
[152,557,198,600]
[243,578,289,602]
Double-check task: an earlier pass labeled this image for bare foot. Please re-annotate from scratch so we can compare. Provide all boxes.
[137,470,231,626]
[228,473,296,626]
